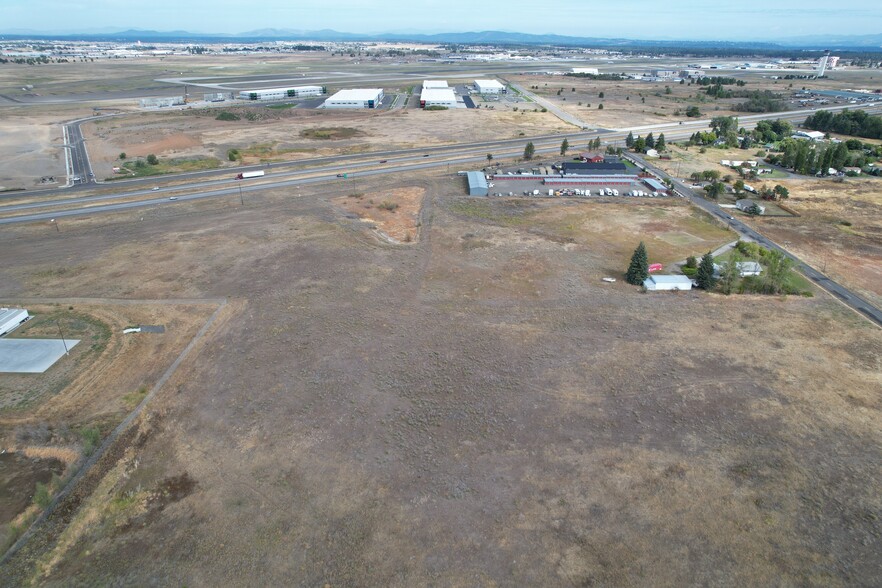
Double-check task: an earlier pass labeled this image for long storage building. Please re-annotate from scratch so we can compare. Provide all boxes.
[323,89,384,109]
[238,86,325,101]
[0,308,30,337]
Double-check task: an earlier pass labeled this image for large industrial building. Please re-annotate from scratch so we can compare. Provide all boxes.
[420,87,457,108]
[238,86,325,101]
[572,67,599,75]
[0,308,29,337]
[323,88,384,109]
[139,96,185,108]
[475,79,506,94]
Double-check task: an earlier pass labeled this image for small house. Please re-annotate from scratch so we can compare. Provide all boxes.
[736,199,765,215]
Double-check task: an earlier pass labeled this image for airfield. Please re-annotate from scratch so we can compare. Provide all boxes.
[1,49,881,585]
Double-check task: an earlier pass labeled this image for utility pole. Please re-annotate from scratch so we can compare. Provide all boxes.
[57,320,69,355]
[50,219,59,232]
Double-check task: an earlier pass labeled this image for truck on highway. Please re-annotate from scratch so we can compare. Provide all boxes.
[236,170,265,180]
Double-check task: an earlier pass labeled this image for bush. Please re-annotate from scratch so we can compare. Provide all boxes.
[227,149,240,162]
[425,105,448,111]
[215,111,240,121]
[80,426,101,456]
[118,152,126,160]
[378,201,399,211]
[685,255,698,269]
[33,482,51,509]
[146,154,158,166]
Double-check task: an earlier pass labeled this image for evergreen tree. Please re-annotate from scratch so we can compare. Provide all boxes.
[645,133,655,149]
[625,131,634,148]
[656,133,666,151]
[560,138,569,155]
[523,142,535,160]
[696,252,717,290]
[626,242,649,285]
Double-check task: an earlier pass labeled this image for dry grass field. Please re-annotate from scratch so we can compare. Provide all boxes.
[1,169,880,586]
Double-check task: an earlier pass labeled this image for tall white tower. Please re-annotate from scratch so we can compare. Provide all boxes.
[817,50,831,77]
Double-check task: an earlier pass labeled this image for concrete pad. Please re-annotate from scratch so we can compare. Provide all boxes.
[0,339,80,373]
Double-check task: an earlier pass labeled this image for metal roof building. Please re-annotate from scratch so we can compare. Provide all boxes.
[475,79,506,94]
[423,80,448,89]
[562,161,628,175]
[238,86,325,101]
[420,87,457,108]
[0,308,30,337]
[323,88,384,109]
[466,171,488,196]
[642,178,669,193]
[643,275,694,291]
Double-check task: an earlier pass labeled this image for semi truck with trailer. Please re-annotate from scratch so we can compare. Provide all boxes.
[236,170,265,180]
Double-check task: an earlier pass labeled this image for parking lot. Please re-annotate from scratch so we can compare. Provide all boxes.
[479,164,672,199]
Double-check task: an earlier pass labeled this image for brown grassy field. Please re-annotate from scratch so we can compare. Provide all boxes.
[0,169,880,586]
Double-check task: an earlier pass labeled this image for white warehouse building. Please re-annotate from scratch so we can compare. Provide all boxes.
[420,87,457,108]
[475,79,506,94]
[0,308,30,337]
[572,67,599,75]
[422,80,448,89]
[323,88,384,109]
[238,86,325,101]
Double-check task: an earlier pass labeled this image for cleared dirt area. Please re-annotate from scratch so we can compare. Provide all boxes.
[333,186,425,243]
[0,108,67,190]
[0,169,880,586]
[741,177,882,308]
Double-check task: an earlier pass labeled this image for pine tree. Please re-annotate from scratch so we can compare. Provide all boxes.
[696,252,717,290]
[560,138,569,155]
[523,142,535,160]
[656,133,666,151]
[626,242,649,285]
[646,133,655,149]
[625,131,634,148]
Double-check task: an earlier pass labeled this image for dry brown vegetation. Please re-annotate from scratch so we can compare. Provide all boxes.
[0,168,880,585]
[333,186,425,243]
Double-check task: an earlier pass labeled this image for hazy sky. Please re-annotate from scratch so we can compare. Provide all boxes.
[4,0,881,40]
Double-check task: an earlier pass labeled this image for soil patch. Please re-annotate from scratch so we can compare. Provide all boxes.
[299,127,364,140]
[333,186,425,243]
[0,453,64,525]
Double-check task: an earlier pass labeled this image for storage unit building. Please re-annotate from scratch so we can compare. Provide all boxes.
[475,79,506,94]
[238,86,325,101]
[0,308,30,337]
[643,275,694,291]
[562,161,628,175]
[572,68,599,75]
[323,88,384,109]
[466,171,488,196]
[420,87,457,108]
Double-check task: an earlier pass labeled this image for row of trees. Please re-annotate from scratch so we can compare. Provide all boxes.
[769,139,851,176]
[804,109,882,140]
[625,131,666,153]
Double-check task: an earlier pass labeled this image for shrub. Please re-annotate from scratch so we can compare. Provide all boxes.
[118,152,126,160]
[146,154,158,166]
[685,255,698,269]
[80,426,101,455]
[33,482,51,509]
[378,201,399,211]
[227,149,240,162]
[215,111,240,121]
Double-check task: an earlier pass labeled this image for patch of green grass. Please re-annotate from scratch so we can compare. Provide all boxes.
[300,127,363,140]
[122,386,149,410]
[120,157,221,178]
[215,111,240,121]
[266,103,298,110]
[79,426,102,456]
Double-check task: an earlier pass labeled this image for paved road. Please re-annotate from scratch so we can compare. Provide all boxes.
[626,152,882,328]
[502,79,593,129]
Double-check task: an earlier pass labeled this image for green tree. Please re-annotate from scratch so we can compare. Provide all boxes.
[685,255,698,269]
[118,152,126,160]
[710,116,737,137]
[733,179,745,194]
[227,149,239,162]
[625,131,634,148]
[704,182,725,199]
[686,106,701,117]
[560,138,569,156]
[696,252,717,290]
[599,91,605,99]
[598,103,603,110]
[646,133,655,149]
[633,137,646,152]
[655,133,666,151]
[523,142,535,160]
[718,251,742,295]
[146,154,159,166]
[773,185,789,200]
[487,153,493,163]
[626,242,649,285]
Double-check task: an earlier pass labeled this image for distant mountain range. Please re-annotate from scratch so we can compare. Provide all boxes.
[1,28,881,50]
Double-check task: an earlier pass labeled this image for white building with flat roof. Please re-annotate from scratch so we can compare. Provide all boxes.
[422,80,448,89]
[0,308,29,337]
[323,88,384,109]
[420,87,457,108]
[475,79,506,94]
[572,67,599,75]
[643,275,694,291]
[238,86,325,101]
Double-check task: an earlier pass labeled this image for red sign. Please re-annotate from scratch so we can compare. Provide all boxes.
[648,263,663,272]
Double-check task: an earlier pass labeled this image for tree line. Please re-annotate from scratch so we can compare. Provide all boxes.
[804,109,882,140]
